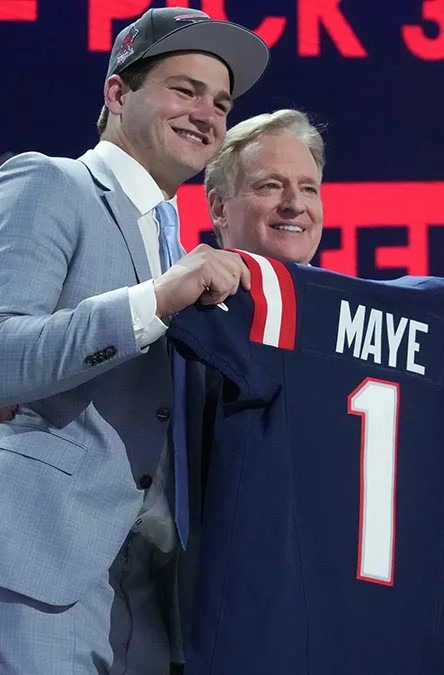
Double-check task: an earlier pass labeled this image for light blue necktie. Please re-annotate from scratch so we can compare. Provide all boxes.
[156,200,189,547]
[157,200,183,273]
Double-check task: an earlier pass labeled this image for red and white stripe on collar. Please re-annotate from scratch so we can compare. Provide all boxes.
[236,251,297,351]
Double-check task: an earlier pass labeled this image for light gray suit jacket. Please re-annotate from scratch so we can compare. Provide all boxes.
[0,150,181,606]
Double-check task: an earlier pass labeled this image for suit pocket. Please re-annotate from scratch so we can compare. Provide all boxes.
[0,427,87,475]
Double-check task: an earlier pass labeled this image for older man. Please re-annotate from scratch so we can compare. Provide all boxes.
[205,108,325,263]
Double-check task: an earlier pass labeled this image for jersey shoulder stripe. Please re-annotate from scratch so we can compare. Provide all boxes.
[236,250,297,350]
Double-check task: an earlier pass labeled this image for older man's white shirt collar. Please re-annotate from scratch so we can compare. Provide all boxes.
[93,140,177,215]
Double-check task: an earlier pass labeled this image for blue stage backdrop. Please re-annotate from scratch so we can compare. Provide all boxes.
[1,0,443,277]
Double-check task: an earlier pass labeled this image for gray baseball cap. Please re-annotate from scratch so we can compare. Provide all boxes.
[106,7,269,99]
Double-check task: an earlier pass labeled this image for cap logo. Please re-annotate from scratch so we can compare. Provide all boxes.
[174,13,211,24]
[116,26,140,66]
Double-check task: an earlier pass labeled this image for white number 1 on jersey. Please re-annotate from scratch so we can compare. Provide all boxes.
[348,377,400,586]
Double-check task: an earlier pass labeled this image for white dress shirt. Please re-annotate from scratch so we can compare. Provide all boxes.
[93,140,179,349]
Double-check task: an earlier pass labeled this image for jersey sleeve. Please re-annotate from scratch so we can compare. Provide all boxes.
[168,290,278,406]
[168,251,300,406]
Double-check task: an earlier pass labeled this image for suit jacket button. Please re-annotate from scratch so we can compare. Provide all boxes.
[84,355,97,366]
[138,474,152,490]
[105,346,117,358]
[156,407,171,421]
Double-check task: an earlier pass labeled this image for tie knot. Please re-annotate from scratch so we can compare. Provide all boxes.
[156,201,177,231]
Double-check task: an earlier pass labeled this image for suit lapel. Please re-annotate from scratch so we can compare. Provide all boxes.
[78,150,152,283]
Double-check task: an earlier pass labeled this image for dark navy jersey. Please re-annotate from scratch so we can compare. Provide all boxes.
[169,253,444,675]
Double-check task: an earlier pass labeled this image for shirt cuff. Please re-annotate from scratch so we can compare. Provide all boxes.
[128,280,168,351]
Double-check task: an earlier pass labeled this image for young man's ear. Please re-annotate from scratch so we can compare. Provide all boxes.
[104,75,127,116]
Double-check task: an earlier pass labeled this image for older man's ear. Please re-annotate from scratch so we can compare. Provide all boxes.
[208,188,230,249]
[208,189,228,232]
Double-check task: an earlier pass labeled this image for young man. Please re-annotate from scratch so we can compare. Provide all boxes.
[0,7,268,674]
